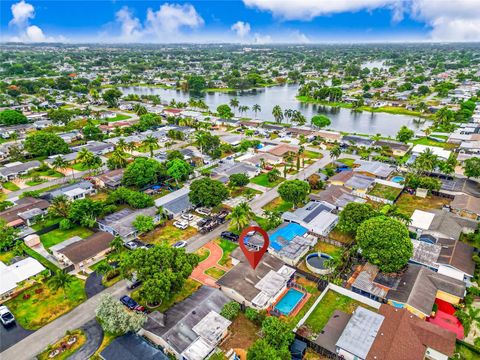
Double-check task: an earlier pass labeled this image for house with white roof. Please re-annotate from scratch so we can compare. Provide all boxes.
[411,144,452,160]
[0,257,45,299]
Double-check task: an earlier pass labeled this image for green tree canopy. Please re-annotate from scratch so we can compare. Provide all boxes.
[356,216,413,272]
[229,173,249,187]
[48,109,73,125]
[396,125,414,143]
[277,180,310,208]
[102,88,123,107]
[311,115,331,129]
[217,104,233,119]
[96,294,146,335]
[337,202,378,235]
[122,157,166,188]
[106,187,154,208]
[187,75,207,94]
[68,198,105,227]
[24,131,70,157]
[0,109,28,125]
[464,157,480,178]
[133,215,155,233]
[247,339,290,360]
[189,178,229,208]
[167,158,192,185]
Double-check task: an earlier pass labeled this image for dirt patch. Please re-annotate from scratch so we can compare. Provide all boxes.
[220,313,260,352]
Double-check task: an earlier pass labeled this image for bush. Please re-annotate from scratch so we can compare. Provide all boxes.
[229,173,249,187]
[245,307,265,325]
[59,218,73,230]
[220,301,241,320]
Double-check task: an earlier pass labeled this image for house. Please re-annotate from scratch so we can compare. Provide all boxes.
[328,170,355,186]
[58,130,82,143]
[220,135,243,146]
[345,174,376,193]
[52,231,114,271]
[240,152,283,167]
[154,186,192,218]
[98,207,160,241]
[353,160,395,179]
[410,238,475,284]
[213,161,260,178]
[0,257,45,299]
[282,201,338,237]
[142,286,231,360]
[0,160,41,181]
[314,130,342,143]
[410,144,451,161]
[450,194,480,220]
[341,135,374,148]
[387,265,465,319]
[267,223,316,266]
[72,141,114,155]
[263,143,299,157]
[0,197,49,227]
[217,247,295,309]
[309,185,366,209]
[100,333,169,360]
[44,180,96,201]
[374,139,410,157]
[351,263,399,302]
[286,127,314,137]
[94,169,124,189]
[410,209,478,240]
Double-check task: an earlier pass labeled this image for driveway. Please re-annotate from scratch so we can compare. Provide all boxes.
[0,280,127,360]
[190,241,228,287]
[0,322,34,353]
[69,319,104,360]
[85,272,106,298]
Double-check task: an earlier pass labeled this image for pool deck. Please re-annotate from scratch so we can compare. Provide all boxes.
[270,286,311,318]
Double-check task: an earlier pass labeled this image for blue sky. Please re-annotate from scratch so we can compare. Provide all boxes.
[1,0,480,43]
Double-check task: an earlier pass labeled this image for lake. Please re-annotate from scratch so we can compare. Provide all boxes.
[120,84,429,136]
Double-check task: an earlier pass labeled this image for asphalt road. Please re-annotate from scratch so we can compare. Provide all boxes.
[0,280,127,360]
[0,322,34,353]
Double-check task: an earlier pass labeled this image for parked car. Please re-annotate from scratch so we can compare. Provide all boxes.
[172,241,187,248]
[215,210,230,224]
[124,241,139,250]
[173,220,189,230]
[197,217,211,227]
[127,278,142,290]
[120,295,145,312]
[0,306,15,326]
[196,207,212,216]
[200,218,219,234]
[221,231,239,242]
[181,213,194,221]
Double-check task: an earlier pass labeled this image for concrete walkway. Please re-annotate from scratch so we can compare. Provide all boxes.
[190,241,228,287]
[0,280,127,360]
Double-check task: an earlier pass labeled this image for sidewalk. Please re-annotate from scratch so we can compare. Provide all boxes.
[190,241,228,288]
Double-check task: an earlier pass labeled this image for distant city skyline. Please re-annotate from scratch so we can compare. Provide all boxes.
[1,0,480,44]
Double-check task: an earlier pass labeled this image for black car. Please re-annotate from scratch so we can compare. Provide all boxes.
[120,295,145,312]
[221,231,239,242]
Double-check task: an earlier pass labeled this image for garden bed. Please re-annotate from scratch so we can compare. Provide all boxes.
[37,329,86,360]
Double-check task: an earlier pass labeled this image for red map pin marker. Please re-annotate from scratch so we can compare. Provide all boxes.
[239,225,269,270]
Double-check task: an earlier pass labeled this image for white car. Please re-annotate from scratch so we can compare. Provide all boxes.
[173,241,187,248]
[196,207,212,216]
[173,220,189,230]
[181,213,194,221]
[0,306,15,326]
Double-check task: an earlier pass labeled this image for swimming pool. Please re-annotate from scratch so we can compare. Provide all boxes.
[391,176,405,183]
[269,223,308,251]
[274,288,305,315]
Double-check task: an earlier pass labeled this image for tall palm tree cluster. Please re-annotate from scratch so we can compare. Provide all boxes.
[227,202,255,231]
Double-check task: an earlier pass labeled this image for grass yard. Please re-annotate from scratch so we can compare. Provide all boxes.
[395,193,451,217]
[40,227,94,249]
[304,290,377,336]
[71,163,98,171]
[31,217,61,231]
[329,228,355,245]
[250,173,285,188]
[285,277,322,328]
[26,179,47,186]
[312,242,344,260]
[452,342,480,360]
[2,181,20,191]
[205,267,226,279]
[26,169,64,179]
[230,186,262,198]
[107,114,131,122]
[195,248,210,263]
[220,313,260,352]
[131,278,201,313]
[216,238,238,267]
[368,183,402,201]
[262,197,293,213]
[409,137,457,150]
[37,329,86,360]
[141,221,197,246]
[6,279,86,330]
[337,158,356,167]
[0,249,17,264]
[303,150,323,159]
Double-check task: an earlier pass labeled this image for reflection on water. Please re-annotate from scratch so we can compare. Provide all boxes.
[120,84,429,136]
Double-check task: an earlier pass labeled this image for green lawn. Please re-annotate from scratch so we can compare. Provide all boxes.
[311,242,343,260]
[409,137,457,150]
[40,227,94,248]
[216,239,238,267]
[0,249,17,264]
[303,150,323,160]
[107,114,131,122]
[250,173,285,188]
[5,278,86,330]
[195,248,210,263]
[304,290,377,336]
[368,183,402,201]
[26,179,47,186]
[230,186,262,198]
[71,163,96,171]
[395,193,451,217]
[2,181,20,191]
[25,169,64,179]
[453,342,480,360]
[205,267,226,279]
[30,217,61,231]
[262,197,293,213]
[337,158,356,167]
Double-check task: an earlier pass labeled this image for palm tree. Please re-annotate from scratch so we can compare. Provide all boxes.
[48,271,75,299]
[108,149,128,169]
[291,110,306,125]
[239,105,249,117]
[252,104,261,119]
[110,236,124,253]
[116,138,127,152]
[272,105,284,123]
[195,131,207,154]
[229,98,239,115]
[52,156,68,174]
[76,148,92,165]
[133,104,147,115]
[284,109,294,122]
[126,141,136,153]
[414,148,438,174]
[329,145,342,160]
[48,195,70,218]
[227,202,254,231]
[142,135,159,157]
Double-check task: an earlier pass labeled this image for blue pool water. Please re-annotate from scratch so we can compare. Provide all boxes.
[274,288,305,315]
[391,176,405,183]
[269,223,308,251]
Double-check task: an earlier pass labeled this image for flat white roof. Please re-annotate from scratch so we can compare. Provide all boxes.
[192,311,231,344]
[0,257,45,295]
[181,337,214,360]
[410,209,435,230]
[411,144,451,160]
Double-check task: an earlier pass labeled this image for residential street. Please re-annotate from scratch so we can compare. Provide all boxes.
[0,280,127,360]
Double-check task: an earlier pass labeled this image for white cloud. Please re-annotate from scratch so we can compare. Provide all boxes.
[253,33,272,44]
[243,0,399,21]
[112,3,204,42]
[231,21,251,38]
[411,0,480,41]
[9,0,35,27]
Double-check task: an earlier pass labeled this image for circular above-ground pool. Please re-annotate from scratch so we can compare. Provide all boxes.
[306,252,334,275]
[391,176,405,183]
